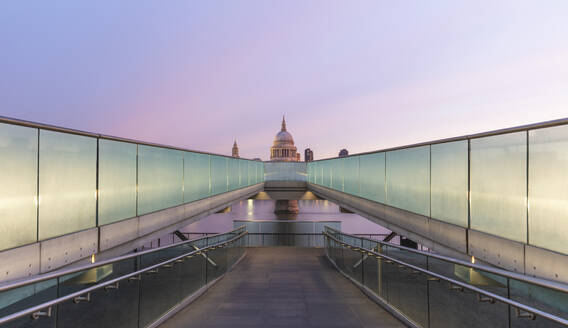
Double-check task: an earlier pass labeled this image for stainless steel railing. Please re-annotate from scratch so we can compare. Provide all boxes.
[0,226,245,293]
[325,226,568,294]
[324,228,568,327]
[0,229,248,326]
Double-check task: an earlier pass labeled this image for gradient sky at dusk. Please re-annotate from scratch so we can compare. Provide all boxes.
[2,1,568,160]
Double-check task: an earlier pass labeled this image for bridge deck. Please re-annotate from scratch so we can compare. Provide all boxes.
[159,247,404,328]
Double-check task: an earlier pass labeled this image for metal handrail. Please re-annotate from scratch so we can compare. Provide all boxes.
[324,226,568,294]
[0,226,246,292]
[312,117,568,161]
[0,115,262,161]
[0,230,248,326]
[323,231,568,326]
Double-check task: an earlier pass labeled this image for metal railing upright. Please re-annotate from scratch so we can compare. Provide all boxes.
[324,226,568,327]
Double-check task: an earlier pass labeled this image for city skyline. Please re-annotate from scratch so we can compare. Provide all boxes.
[2,1,568,160]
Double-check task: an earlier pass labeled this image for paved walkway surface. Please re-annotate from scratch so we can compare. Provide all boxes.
[159,247,405,328]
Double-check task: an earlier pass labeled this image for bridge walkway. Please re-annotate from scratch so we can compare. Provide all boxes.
[160,247,404,328]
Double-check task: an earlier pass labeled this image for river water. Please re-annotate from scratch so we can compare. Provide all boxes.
[181,199,394,237]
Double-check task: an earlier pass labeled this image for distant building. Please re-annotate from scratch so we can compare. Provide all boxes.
[232,140,239,158]
[339,149,349,158]
[270,116,299,161]
[304,148,314,162]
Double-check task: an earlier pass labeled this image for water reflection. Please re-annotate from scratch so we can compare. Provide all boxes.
[182,199,391,235]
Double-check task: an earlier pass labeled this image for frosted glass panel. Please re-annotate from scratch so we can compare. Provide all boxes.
[470,132,526,242]
[311,163,316,183]
[138,145,183,215]
[0,123,38,250]
[211,156,228,195]
[386,146,430,216]
[184,152,210,203]
[239,159,248,187]
[321,160,332,188]
[247,161,254,185]
[309,163,316,183]
[431,141,468,227]
[322,161,329,185]
[254,161,260,184]
[39,130,96,240]
[264,162,306,181]
[529,126,568,254]
[98,140,137,225]
[228,158,239,190]
[261,163,265,182]
[359,152,386,203]
[331,159,343,191]
[257,162,263,183]
[310,163,315,183]
[254,161,259,184]
[343,156,359,195]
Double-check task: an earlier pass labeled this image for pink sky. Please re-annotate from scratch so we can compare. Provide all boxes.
[1,1,568,160]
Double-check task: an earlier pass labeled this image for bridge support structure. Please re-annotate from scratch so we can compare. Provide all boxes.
[0,183,263,284]
[308,183,568,284]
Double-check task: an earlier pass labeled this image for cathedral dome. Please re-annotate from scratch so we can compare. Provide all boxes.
[274,130,294,145]
[270,116,299,162]
[272,116,295,147]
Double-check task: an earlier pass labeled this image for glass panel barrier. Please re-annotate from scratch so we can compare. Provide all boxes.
[386,145,430,217]
[98,139,137,225]
[247,161,255,186]
[343,156,359,196]
[528,125,568,254]
[509,278,568,323]
[184,152,210,203]
[0,228,246,328]
[324,228,568,328]
[331,158,343,191]
[318,160,327,188]
[38,130,97,240]
[430,140,468,227]
[470,132,527,242]
[239,159,248,188]
[428,257,508,298]
[210,156,228,195]
[362,244,380,296]
[359,152,386,203]
[180,254,206,301]
[0,123,38,251]
[429,278,509,328]
[383,259,429,327]
[263,162,306,181]
[510,313,564,328]
[228,158,239,191]
[260,162,264,182]
[206,247,228,283]
[384,245,427,270]
[138,255,183,327]
[56,257,139,328]
[341,235,363,284]
[137,145,183,215]
[0,280,57,328]
[311,162,319,184]
[311,123,568,258]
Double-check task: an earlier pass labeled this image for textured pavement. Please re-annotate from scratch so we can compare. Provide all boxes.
[159,247,405,328]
